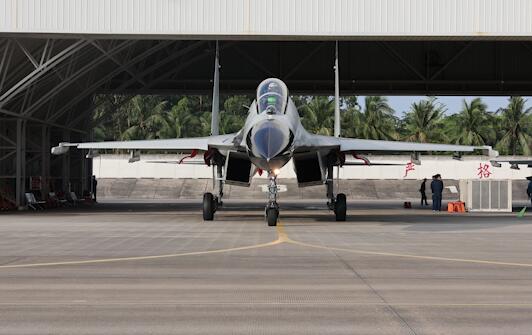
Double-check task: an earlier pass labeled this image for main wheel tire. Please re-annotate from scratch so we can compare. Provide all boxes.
[266,208,278,227]
[335,193,347,221]
[203,193,215,221]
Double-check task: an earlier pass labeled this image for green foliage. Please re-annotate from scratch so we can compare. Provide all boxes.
[340,96,361,138]
[495,97,532,155]
[356,96,397,140]
[220,95,252,134]
[92,94,532,155]
[296,96,335,135]
[447,98,496,146]
[401,97,446,143]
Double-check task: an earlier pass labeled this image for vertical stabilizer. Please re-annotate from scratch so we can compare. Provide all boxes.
[211,41,220,136]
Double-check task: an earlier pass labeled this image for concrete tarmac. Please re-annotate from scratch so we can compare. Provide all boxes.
[0,201,531,334]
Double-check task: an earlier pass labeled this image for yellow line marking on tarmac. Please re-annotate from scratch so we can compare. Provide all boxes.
[278,222,532,268]
[0,232,285,269]
[3,220,532,269]
[288,239,532,268]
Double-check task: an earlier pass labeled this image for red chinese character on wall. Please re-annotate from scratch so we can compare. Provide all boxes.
[477,163,492,179]
[404,161,415,177]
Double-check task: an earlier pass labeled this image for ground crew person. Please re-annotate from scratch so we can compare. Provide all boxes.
[419,178,428,206]
[526,178,532,206]
[431,174,444,211]
[91,175,98,203]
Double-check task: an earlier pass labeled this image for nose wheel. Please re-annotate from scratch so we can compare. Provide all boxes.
[264,172,280,227]
[266,207,279,226]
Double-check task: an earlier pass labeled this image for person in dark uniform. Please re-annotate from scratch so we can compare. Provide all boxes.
[419,178,428,206]
[431,174,444,211]
[91,175,98,202]
[527,178,532,207]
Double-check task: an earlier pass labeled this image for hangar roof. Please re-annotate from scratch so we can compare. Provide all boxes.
[2,0,532,40]
[2,1,532,134]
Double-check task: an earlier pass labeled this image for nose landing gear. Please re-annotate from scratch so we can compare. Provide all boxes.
[265,172,279,226]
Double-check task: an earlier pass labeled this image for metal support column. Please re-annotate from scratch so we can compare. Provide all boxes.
[334,41,340,138]
[41,126,50,197]
[61,130,70,192]
[15,119,26,209]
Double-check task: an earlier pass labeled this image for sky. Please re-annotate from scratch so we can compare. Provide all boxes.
[359,96,531,116]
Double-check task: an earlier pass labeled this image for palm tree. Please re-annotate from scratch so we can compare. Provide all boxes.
[356,96,396,140]
[219,95,252,134]
[120,96,168,140]
[298,96,335,135]
[403,97,445,143]
[159,97,199,139]
[340,96,361,138]
[450,98,495,146]
[496,96,531,155]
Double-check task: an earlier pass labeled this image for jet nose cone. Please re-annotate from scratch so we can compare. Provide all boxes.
[252,121,288,160]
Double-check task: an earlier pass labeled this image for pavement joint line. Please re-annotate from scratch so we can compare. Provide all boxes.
[1,302,532,307]
[326,242,418,335]
[2,220,532,269]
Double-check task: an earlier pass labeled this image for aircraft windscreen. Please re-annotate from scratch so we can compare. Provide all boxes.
[257,79,288,115]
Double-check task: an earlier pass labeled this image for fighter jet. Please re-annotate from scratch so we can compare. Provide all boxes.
[52,78,497,226]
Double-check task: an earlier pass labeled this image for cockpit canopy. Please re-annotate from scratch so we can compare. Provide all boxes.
[257,78,289,115]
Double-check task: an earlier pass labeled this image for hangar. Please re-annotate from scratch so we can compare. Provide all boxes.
[1,0,532,208]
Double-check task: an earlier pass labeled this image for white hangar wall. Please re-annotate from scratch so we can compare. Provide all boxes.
[93,155,532,180]
[2,0,532,38]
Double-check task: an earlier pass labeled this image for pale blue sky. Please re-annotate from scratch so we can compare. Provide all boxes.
[359,96,531,116]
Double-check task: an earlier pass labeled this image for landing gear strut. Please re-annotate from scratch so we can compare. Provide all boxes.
[326,164,347,221]
[203,164,224,221]
[265,173,279,226]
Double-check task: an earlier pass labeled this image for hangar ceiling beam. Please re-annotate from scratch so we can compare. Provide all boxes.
[0,152,15,164]
[0,108,85,133]
[284,42,326,80]
[14,39,39,69]
[130,42,235,93]
[23,40,136,117]
[0,131,16,146]
[66,41,204,127]
[0,40,13,92]
[0,39,88,109]
[379,42,425,80]
[429,42,472,80]
[38,39,52,66]
[56,40,177,127]
[112,41,206,92]
[89,40,146,86]
[233,45,276,77]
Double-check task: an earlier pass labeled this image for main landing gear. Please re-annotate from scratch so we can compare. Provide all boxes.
[202,192,216,220]
[203,164,224,221]
[265,173,279,226]
[326,164,347,221]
